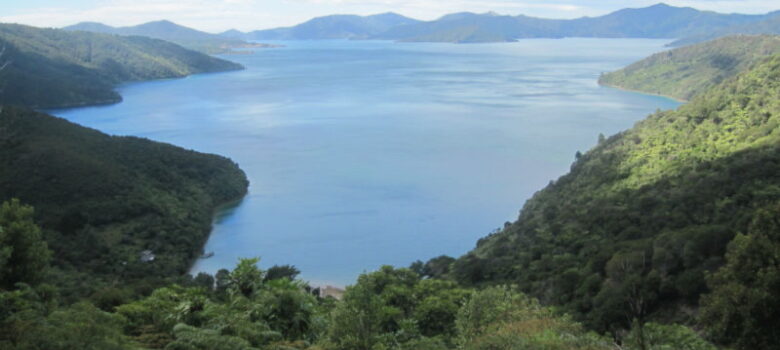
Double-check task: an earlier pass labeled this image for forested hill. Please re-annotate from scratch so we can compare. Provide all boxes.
[244,12,420,40]
[0,106,249,298]
[451,52,780,346]
[64,20,259,54]
[0,23,242,108]
[599,35,780,101]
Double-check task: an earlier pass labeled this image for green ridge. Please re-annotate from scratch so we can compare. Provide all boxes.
[453,52,780,335]
[599,35,780,101]
[0,23,242,108]
[0,106,248,298]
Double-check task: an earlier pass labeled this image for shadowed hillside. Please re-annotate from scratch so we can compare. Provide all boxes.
[0,106,249,298]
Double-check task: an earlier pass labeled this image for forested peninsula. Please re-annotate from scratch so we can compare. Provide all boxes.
[0,24,250,299]
[0,23,243,108]
[63,20,269,55]
[599,35,780,101]
[0,107,249,299]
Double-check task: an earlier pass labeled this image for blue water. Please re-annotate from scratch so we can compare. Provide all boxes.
[53,39,680,286]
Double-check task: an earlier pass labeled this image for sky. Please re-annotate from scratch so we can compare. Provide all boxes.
[1,0,778,33]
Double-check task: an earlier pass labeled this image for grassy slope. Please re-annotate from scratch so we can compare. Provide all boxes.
[0,106,249,297]
[0,23,242,108]
[454,53,780,331]
[599,35,780,101]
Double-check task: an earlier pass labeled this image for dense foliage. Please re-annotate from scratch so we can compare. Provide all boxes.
[3,9,780,349]
[699,205,780,348]
[0,23,242,108]
[449,52,780,348]
[599,35,780,101]
[1,240,715,350]
[0,107,248,299]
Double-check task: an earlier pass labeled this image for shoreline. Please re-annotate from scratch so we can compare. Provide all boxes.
[598,81,689,104]
[42,65,244,112]
[187,193,249,274]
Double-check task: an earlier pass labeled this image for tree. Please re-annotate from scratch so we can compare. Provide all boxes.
[33,302,131,350]
[228,258,264,298]
[412,279,469,338]
[0,199,51,289]
[215,269,230,295]
[326,266,453,350]
[624,322,716,350]
[699,207,780,349]
[327,282,384,350]
[422,255,455,279]
[409,260,425,276]
[456,286,611,350]
[192,273,215,291]
[165,323,256,350]
[263,265,300,282]
[255,278,318,341]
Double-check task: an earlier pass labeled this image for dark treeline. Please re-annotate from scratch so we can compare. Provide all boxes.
[0,107,249,301]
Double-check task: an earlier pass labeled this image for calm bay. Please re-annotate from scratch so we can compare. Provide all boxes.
[53,39,680,286]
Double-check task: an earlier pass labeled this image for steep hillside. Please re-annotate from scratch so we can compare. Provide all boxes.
[0,23,242,108]
[453,53,780,333]
[64,20,259,54]
[0,106,249,297]
[599,35,780,101]
[246,12,420,40]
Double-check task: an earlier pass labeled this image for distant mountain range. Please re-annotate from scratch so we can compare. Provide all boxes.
[222,3,780,44]
[231,12,420,40]
[63,20,269,53]
[60,3,780,46]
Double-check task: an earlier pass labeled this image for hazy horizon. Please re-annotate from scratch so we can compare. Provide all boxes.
[2,0,779,33]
